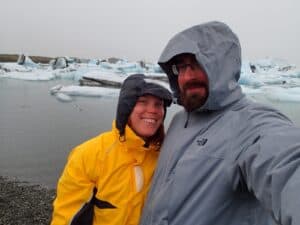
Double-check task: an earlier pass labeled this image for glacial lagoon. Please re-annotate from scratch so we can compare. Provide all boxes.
[1,58,300,188]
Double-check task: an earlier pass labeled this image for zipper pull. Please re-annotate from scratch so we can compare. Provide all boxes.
[184,112,190,128]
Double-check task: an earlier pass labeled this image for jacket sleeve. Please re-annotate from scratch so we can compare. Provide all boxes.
[237,125,300,225]
[50,144,99,225]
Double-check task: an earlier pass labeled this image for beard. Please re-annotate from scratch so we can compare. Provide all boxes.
[180,81,208,112]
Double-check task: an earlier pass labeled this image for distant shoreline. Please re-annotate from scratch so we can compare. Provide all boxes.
[0,54,126,64]
[0,175,55,225]
[0,54,54,64]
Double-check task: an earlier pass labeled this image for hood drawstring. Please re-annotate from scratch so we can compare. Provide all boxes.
[184,112,190,128]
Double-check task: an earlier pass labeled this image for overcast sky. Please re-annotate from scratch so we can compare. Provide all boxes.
[1,0,299,66]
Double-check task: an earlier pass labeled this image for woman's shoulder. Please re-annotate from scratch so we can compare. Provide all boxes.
[70,130,116,158]
[66,130,118,181]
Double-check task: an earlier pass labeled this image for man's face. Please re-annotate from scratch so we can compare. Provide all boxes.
[172,54,209,111]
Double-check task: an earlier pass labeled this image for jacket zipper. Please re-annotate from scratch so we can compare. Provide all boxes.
[184,112,190,128]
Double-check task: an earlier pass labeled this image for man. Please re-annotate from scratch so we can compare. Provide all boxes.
[139,21,300,225]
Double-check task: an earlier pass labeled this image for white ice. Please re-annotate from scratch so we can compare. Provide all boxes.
[50,84,120,102]
[83,70,127,83]
[262,86,300,103]
[1,70,55,81]
[1,57,300,103]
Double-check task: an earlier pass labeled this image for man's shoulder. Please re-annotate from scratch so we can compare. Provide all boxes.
[235,99,294,131]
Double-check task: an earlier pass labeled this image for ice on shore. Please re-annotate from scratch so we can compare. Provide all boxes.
[0,70,55,81]
[1,57,300,103]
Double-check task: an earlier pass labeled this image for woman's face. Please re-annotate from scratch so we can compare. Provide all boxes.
[128,94,165,140]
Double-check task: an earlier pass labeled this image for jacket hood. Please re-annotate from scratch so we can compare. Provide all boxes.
[158,21,244,111]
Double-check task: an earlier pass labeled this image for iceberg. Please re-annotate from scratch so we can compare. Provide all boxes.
[262,86,300,103]
[99,60,145,74]
[55,92,73,102]
[82,70,126,84]
[0,62,34,73]
[50,84,120,102]
[1,56,300,103]
[17,54,37,68]
[50,57,69,70]
[239,59,300,87]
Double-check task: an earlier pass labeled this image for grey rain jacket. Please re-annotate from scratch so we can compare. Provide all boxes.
[139,21,300,225]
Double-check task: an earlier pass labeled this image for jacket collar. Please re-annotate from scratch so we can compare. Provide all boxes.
[112,120,160,152]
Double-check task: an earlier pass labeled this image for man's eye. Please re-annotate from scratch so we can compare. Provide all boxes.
[177,64,187,69]
[177,64,190,73]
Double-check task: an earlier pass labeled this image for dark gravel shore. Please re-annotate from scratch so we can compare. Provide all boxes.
[0,176,56,225]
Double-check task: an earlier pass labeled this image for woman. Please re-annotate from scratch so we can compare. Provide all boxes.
[50,74,172,225]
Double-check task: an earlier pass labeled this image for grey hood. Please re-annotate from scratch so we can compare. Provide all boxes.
[158,21,244,111]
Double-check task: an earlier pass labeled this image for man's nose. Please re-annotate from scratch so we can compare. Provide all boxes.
[182,66,197,79]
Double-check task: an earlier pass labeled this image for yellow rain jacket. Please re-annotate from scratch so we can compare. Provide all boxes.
[51,121,159,225]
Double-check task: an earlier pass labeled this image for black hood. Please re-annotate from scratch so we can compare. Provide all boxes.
[116,74,172,136]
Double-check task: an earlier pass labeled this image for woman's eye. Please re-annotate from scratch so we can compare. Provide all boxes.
[154,101,164,108]
[137,99,147,104]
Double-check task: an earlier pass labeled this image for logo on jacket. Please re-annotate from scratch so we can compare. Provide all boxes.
[197,138,208,146]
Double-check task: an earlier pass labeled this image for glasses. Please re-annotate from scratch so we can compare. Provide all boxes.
[172,61,202,76]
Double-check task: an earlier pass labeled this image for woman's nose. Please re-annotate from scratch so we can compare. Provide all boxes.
[145,103,162,114]
[147,104,157,113]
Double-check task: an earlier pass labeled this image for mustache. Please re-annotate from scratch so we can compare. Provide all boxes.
[182,80,207,91]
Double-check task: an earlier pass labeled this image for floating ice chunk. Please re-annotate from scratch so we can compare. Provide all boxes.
[251,58,294,72]
[51,57,69,70]
[17,54,37,68]
[149,64,163,73]
[240,85,263,95]
[239,72,264,87]
[50,85,120,97]
[52,66,78,79]
[55,93,73,102]
[49,84,63,95]
[50,85,73,102]
[88,59,101,65]
[241,60,254,74]
[0,62,33,72]
[99,60,145,74]
[141,72,166,77]
[241,85,300,103]
[82,70,126,83]
[262,86,300,102]
[0,70,55,81]
[240,60,300,88]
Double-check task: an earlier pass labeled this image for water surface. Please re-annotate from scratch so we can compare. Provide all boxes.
[0,79,179,188]
[0,79,299,188]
